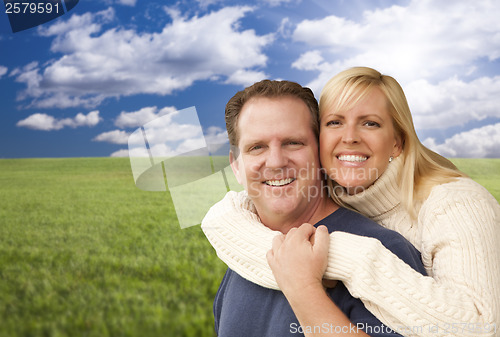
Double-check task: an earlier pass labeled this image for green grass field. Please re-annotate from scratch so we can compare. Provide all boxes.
[450,158,500,200]
[0,157,499,337]
[0,158,227,337]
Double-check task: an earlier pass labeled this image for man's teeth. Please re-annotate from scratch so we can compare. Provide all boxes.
[265,178,295,186]
[338,155,368,162]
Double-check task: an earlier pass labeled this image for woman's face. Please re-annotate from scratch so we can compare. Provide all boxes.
[319,87,402,195]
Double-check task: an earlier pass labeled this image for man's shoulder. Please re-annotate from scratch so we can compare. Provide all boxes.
[215,268,304,337]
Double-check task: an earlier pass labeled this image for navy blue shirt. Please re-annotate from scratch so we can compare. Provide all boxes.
[214,207,426,337]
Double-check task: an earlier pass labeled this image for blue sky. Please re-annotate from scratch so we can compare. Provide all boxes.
[1,0,500,158]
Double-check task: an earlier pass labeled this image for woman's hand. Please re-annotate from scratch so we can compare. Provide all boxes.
[266,224,330,294]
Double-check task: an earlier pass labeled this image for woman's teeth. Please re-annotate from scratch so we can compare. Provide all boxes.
[338,155,368,162]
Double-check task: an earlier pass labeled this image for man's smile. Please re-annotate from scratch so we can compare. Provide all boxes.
[264,178,296,187]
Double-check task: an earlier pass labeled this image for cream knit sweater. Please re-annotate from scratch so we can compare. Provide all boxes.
[201,156,500,337]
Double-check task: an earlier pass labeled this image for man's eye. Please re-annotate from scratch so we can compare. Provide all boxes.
[249,145,262,151]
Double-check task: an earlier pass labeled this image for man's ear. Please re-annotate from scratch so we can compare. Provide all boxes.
[229,149,243,185]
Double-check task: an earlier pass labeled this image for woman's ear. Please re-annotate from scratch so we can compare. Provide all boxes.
[393,133,404,157]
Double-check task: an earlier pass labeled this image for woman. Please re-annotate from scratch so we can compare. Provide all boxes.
[202,67,500,336]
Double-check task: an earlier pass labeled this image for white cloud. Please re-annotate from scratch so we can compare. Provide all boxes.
[93,130,130,144]
[124,124,227,157]
[195,0,221,9]
[15,6,272,108]
[140,122,201,146]
[405,76,500,130]
[288,0,500,146]
[113,137,195,158]
[0,66,7,78]
[116,0,137,6]
[176,137,208,154]
[38,8,114,38]
[115,106,177,128]
[110,149,129,157]
[118,106,205,158]
[292,50,324,71]
[224,69,268,87]
[423,123,500,158]
[101,0,137,7]
[277,17,293,39]
[109,106,230,157]
[114,125,228,157]
[261,0,298,7]
[112,143,178,158]
[129,143,178,158]
[16,113,58,131]
[204,126,229,154]
[205,126,228,143]
[292,0,500,90]
[16,110,100,131]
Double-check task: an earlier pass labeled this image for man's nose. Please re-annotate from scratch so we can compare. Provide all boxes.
[265,146,288,169]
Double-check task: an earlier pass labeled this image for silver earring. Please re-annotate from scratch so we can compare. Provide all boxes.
[389,156,393,163]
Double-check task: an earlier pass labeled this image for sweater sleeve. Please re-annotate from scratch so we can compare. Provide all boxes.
[202,191,281,288]
[201,188,500,337]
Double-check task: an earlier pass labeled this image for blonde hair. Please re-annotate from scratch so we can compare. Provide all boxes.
[320,67,467,217]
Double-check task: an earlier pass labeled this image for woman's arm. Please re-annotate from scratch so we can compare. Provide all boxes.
[202,191,280,287]
[201,189,500,336]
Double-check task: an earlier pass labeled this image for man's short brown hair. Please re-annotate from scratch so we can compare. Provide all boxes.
[225,80,319,148]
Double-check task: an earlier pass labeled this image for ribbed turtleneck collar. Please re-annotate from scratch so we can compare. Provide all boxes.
[336,155,403,219]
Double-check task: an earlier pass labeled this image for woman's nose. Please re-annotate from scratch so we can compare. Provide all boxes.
[342,125,360,144]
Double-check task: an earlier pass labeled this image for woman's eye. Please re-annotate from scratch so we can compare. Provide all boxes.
[326,120,341,127]
[364,121,380,127]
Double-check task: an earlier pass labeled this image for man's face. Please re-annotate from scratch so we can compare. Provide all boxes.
[230,96,322,227]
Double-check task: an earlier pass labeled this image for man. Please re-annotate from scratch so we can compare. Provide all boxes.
[203,80,425,336]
